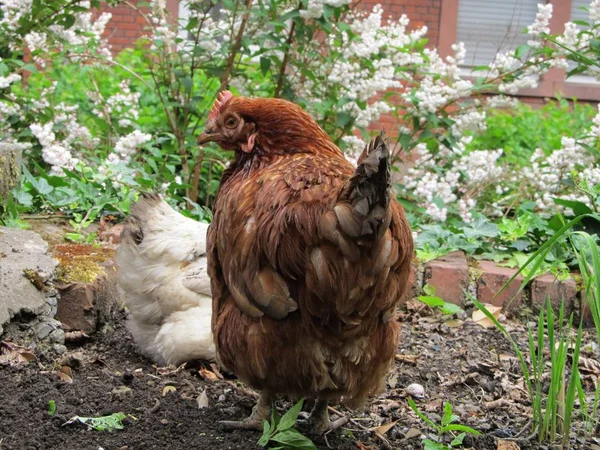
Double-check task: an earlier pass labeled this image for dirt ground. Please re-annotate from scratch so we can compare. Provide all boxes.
[1,305,599,450]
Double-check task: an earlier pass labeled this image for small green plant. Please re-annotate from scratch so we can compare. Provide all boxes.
[258,399,316,450]
[418,284,463,316]
[408,399,481,449]
[47,400,56,416]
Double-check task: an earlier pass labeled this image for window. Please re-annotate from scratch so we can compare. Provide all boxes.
[439,0,600,101]
[456,0,538,67]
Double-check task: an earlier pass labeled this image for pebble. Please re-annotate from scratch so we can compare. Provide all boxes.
[49,328,65,344]
[52,344,67,355]
[218,394,226,403]
[160,419,169,425]
[406,383,425,399]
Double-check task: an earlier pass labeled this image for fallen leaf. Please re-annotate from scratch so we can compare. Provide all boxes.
[370,420,398,435]
[404,428,421,439]
[497,439,520,450]
[472,305,502,328]
[387,370,398,389]
[198,367,219,382]
[56,365,73,383]
[162,385,176,397]
[64,331,90,342]
[443,319,464,328]
[579,356,600,375]
[0,341,36,367]
[395,354,419,364]
[197,390,209,409]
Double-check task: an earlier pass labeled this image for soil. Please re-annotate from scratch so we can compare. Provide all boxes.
[1,306,599,450]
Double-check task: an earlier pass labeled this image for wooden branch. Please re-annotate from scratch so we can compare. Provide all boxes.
[219,0,254,91]
[274,19,297,98]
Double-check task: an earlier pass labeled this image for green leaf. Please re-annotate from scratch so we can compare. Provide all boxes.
[441,402,453,427]
[441,423,482,435]
[270,429,317,449]
[260,57,271,75]
[450,432,466,446]
[47,400,56,416]
[14,190,33,207]
[35,177,54,195]
[257,420,271,447]
[552,198,593,217]
[407,398,437,429]
[418,295,445,308]
[423,439,447,450]
[335,111,352,128]
[277,399,304,432]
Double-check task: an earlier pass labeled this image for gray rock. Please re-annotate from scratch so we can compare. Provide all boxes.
[0,227,58,334]
[53,344,67,355]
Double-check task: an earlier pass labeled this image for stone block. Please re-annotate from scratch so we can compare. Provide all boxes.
[477,261,523,311]
[56,263,119,333]
[424,251,468,306]
[0,227,57,334]
[531,274,576,316]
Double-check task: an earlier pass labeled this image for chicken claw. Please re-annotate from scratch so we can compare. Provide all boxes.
[308,399,349,435]
[219,391,272,431]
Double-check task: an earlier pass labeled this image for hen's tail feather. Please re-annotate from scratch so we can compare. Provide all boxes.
[337,133,392,240]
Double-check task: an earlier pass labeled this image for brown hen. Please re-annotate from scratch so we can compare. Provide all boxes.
[198,91,413,433]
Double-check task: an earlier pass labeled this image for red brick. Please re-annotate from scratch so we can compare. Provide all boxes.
[531,274,576,315]
[424,251,468,306]
[477,261,523,311]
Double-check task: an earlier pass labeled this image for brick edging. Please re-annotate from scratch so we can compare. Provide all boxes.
[406,251,591,325]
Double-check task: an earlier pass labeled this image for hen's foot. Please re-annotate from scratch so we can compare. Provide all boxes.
[308,399,348,434]
[219,391,272,431]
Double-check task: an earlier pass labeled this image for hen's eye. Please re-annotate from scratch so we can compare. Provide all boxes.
[225,116,238,128]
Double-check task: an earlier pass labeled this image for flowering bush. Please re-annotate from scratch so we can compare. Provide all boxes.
[0,0,599,270]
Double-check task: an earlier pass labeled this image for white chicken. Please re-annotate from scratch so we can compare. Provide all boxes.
[115,193,216,365]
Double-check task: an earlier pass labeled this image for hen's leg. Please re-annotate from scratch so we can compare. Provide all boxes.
[308,399,348,434]
[220,390,272,431]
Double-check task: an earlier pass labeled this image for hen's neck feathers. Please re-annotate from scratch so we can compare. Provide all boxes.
[227,97,344,160]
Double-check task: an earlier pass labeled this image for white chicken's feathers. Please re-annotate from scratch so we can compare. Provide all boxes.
[116,193,215,365]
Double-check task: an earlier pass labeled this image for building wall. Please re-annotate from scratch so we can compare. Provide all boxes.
[98,0,178,52]
[99,1,439,51]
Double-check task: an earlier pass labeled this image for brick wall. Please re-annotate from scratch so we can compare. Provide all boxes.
[98,0,178,52]
[358,0,441,48]
[99,1,439,52]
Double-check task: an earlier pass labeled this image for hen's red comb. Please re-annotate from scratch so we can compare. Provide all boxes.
[208,90,233,121]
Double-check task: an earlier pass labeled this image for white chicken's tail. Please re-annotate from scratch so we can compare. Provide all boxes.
[116,193,215,365]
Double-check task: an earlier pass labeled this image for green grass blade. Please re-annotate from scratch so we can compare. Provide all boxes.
[562,323,583,446]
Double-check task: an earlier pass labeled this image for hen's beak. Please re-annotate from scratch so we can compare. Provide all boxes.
[197,120,220,145]
[197,132,219,145]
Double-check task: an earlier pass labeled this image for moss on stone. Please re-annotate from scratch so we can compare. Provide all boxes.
[53,243,115,284]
